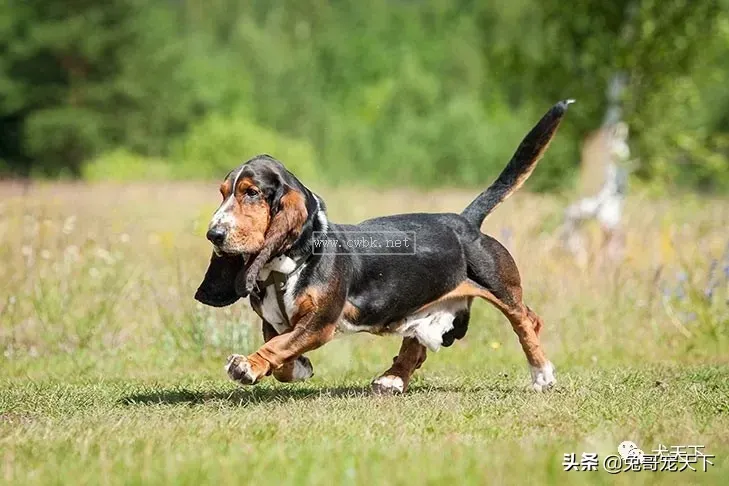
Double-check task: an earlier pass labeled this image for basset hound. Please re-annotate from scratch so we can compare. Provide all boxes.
[195,100,572,394]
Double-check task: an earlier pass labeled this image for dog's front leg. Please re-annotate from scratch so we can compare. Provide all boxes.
[226,314,336,385]
[260,320,315,383]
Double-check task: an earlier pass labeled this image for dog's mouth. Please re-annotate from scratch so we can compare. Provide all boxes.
[212,245,253,265]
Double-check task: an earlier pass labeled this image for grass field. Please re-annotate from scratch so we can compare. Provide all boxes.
[1,181,728,485]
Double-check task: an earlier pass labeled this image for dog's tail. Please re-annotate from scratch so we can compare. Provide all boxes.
[461,100,573,229]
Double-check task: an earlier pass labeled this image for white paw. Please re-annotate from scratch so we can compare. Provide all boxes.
[530,361,556,392]
[371,375,405,395]
[291,356,315,381]
[225,354,258,385]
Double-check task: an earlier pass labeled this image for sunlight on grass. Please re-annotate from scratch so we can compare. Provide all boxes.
[1,182,727,485]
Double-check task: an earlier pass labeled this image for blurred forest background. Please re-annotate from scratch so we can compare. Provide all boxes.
[1,0,728,192]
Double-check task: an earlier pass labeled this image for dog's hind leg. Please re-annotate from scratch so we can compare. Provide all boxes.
[499,301,555,391]
[466,235,556,391]
[371,337,427,395]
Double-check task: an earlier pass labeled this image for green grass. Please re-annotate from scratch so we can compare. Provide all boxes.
[1,181,728,485]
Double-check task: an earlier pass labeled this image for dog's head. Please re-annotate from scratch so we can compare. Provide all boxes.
[195,155,316,307]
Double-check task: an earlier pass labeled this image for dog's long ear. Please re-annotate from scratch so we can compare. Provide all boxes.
[268,185,309,251]
[195,252,247,307]
[243,184,309,292]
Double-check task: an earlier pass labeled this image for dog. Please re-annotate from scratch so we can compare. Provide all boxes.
[195,100,571,394]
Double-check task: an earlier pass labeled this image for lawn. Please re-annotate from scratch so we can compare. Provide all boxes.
[1,181,728,485]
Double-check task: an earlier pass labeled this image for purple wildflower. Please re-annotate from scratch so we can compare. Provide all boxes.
[705,260,718,300]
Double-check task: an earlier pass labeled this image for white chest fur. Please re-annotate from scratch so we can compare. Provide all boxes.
[257,256,304,334]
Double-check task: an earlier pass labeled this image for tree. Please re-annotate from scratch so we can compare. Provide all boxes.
[0,0,202,176]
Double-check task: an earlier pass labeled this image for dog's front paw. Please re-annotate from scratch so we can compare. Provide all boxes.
[371,375,405,395]
[225,354,259,385]
[530,361,556,392]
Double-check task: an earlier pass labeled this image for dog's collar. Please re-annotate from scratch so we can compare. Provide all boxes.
[254,253,311,328]
[256,254,308,288]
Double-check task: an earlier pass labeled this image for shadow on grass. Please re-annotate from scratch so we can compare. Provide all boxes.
[120,385,368,406]
[118,382,521,407]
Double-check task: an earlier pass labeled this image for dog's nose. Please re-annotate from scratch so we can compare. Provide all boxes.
[206,227,227,245]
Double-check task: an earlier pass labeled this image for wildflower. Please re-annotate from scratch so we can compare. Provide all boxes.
[661,284,673,299]
[62,215,76,235]
[674,285,685,300]
[673,271,688,299]
[94,248,115,265]
[705,260,718,300]
[64,245,80,263]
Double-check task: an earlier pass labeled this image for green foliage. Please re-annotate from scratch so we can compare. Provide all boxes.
[0,1,209,175]
[174,114,319,182]
[24,107,103,176]
[82,149,177,181]
[1,0,728,191]
[534,0,729,191]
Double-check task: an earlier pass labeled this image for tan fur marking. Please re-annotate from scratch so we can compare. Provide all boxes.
[415,282,501,312]
[226,177,270,253]
[219,179,232,199]
[291,287,321,325]
[342,301,360,322]
[252,323,336,374]
[236,177,256,193]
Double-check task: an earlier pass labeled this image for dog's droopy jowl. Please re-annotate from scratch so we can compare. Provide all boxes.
[195,100,572,394]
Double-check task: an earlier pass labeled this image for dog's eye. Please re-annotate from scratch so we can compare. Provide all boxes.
[244,187,260,198]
